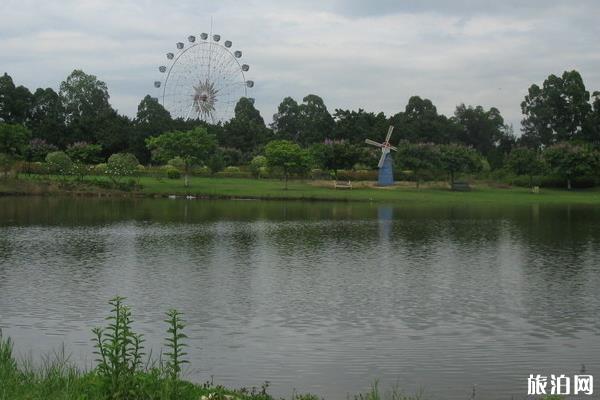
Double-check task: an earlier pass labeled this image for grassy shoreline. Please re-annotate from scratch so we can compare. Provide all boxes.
[1,175,600,205]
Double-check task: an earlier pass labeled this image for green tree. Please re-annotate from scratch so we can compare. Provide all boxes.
[59,69,118,147]
[264,140,311,189]
[271,97,301,141]
[506,147,544,188]
[207,150,225,174]
[223,97,270,155]
[0,123,31,157]
[438,143,482,187]
[0,73,33,124]
[390,96,459,144]
[297,95,335,146]
[453,104,507,157]
[28,88,66,147]
[543,142,598,190]
[332,108,388,144]
[132,95,173,163]
[583,91,600,145]
[396,141,441,188]
[146,127,217,187]
[521,70,592,148]
[309,140,360,178]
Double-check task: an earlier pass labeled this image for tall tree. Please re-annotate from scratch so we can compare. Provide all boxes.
[390,96,458,144]
[453,104,506,157]
[332,108,388,144]
[271,97,301,141]
[297,94,335,146]
[223,97,270,156]
[28,88,67,147]
[132,95,173,163]
[59,69,116,145]
[521,70,592,147]
[582,91,600,145]
[0,73,33,124]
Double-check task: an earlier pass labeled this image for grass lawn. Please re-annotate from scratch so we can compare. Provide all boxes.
[2,175,600,205]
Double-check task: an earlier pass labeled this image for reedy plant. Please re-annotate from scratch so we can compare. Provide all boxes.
[164,309,189,398]
[91,296,145,398]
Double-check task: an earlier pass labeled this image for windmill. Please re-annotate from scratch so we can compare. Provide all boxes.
[365,126,397,186]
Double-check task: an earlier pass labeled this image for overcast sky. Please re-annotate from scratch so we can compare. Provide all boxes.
[1,0,599,132]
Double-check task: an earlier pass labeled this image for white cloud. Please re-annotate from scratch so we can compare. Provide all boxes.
[0,0,599,131]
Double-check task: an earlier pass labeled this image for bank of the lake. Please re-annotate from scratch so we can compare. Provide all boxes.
[1,175,600,205]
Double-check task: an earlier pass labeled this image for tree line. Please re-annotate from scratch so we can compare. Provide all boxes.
[1,69,599,188]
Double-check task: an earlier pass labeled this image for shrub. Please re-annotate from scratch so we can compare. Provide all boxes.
[72,163,90,181]
[167,156,186,171]
[106,153,139,183]
[191,165,211,176]
[166,167,181,179]
[249,155,267,178]
[45,151,73,176]
[93,163,108,175]
[0,153,12,178]
[220,147,243,166]
[224,166,241,173]
[66,142,103,164]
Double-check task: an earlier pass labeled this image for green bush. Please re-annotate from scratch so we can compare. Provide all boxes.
[93,163,108,175]
[224,166,241,173]
[106,153,139,183]
[166,167,181,179]
[191,165,211,176]
[250,155,268,178]
[0,153,12,178]
[45,151,73,176]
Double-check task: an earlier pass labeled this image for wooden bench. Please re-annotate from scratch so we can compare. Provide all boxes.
[334,180,352,189]
[452,181,471,191]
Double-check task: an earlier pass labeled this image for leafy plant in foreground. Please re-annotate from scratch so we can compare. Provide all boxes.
[92,296,145,398]
[164,309,189,385]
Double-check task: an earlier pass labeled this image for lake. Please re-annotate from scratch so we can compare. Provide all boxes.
[1,196,599,399]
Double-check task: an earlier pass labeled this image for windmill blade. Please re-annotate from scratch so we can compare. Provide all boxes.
[365,138,384,148]
[385,126,394,142]
[378,148,389,168]
[389,145,398,151]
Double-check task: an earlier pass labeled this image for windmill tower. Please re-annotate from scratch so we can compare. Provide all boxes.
[365,126,397,186]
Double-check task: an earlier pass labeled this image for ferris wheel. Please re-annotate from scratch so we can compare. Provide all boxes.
[154,32,254,123]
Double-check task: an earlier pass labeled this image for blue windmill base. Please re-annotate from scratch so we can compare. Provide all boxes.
[378,153,394,186]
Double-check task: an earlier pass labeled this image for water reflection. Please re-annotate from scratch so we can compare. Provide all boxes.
[0,197,599,399]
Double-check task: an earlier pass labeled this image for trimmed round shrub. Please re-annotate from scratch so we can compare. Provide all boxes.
[106,153,139,182]
[166,167,181,179]
[45,151,73,176]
